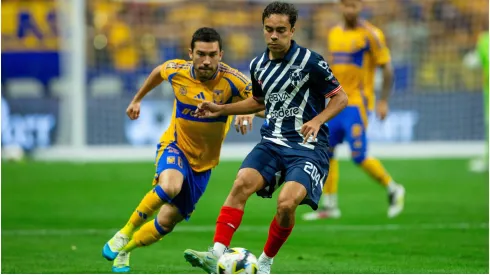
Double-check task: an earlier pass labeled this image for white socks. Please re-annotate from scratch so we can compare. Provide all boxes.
[213,242,226,257]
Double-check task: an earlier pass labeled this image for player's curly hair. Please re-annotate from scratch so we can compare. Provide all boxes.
[262,1,298,28]
[191,27,223,51]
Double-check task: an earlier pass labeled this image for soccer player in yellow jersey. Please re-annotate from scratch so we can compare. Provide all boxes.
[302,0,405,221]
[101,27,254,272]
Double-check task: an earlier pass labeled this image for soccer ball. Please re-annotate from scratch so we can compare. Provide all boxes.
[217,247,258,274]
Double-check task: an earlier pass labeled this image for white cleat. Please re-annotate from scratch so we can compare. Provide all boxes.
[257,253,273,274]
[302,207,341,221]
[388,184,405,218]
[102,231,129,261]
[112,251,131,273]
[184,248,218,274]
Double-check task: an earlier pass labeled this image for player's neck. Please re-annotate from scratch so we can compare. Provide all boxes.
[269,42,291,60]
[344,19,359,30]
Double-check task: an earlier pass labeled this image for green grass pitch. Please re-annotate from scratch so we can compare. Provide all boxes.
[2,159,488,273]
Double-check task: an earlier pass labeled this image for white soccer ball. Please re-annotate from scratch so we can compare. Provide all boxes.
[217,247,258,274]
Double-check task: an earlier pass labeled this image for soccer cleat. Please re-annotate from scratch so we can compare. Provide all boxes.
[388,184,405,218]
[184,248,218,274]
[102,232,129,261]
[112,251,130,273]
[301,207,342,221]
[257,253,273,274]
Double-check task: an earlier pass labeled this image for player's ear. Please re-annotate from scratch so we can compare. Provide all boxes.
[188,48,193,59]
[290,27,295,37]
[219,50,224,61]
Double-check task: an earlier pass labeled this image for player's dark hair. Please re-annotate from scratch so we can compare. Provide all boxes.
[190,27,222,51]
[262,1,298,28]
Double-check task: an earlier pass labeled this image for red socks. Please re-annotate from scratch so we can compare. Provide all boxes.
[213,206,244,246]
[263,217,294,258]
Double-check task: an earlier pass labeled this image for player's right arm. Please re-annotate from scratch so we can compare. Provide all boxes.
[195,65,266,118]
[126,62,169,120]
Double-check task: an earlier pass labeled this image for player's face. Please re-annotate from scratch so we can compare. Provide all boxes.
[189,41,223,81]
[340,0,362,24]
[263,14,295,54]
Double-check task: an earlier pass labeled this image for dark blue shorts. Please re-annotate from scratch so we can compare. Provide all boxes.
[240,139,330,210]
[153,143,211,220]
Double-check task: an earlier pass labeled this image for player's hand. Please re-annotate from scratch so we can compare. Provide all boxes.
[376,100,389,121]
[126,100,141,120]
[194,101,223,118]
[301,117,322,144]
[234,115,254,135]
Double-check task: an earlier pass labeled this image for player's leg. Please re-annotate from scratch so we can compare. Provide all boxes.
[469,86,489,172]
[184,142,280,274]
[348,108,405,218]
[258,147,329,273]
[302,110,344,221]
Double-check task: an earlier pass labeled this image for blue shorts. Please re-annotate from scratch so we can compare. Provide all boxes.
[327,106,368,162]
[240,139,330,210]
[153,143,211,220]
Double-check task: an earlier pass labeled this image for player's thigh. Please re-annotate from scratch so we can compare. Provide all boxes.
[283,148,329,210]
[154,143,188,198]
[277,181,308,210]
[240,141,283,198]
[345,107,368,164]
[156,203,185,232]
[171,169,211,221]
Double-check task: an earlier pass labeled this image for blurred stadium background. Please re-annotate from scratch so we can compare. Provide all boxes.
[1,0,488,274]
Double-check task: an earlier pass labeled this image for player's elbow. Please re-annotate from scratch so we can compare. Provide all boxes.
[333,90,348,109]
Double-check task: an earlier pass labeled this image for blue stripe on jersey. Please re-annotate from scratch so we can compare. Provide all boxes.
[168,72,177,84]
[175,99,228,123]
[224,77,240,97]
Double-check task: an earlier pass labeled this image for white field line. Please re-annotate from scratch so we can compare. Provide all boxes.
[1,223,488,236]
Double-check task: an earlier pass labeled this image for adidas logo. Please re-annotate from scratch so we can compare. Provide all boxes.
[194,92,205,100]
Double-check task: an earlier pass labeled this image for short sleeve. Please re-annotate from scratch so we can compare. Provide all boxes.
[310,54,342,98]
[367,28,391,65]
[160,60,178,81]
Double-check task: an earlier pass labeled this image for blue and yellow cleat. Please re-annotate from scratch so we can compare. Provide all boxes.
[112,251,131,273]
[102,232,129,261]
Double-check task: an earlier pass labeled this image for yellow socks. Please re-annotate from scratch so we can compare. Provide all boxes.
[120,187,166,237]
[323,159,339,195]
[122,218,168,253]
[360,157,393,187]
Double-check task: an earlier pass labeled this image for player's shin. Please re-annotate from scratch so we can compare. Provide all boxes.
[263,216,294,258]
[360,157,396,191]
[122,218,169,253]
[213,206,244,257]
[121,185,169,236]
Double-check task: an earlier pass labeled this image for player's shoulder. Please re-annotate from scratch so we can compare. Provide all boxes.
[303,48,327,70]
[329,24,344,35]
[161,59,192,75]
[359,20,385,40]
[218,62,250,84]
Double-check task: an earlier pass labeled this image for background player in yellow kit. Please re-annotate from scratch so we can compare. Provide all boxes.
[303,0,405,220]
[101,27,253,272]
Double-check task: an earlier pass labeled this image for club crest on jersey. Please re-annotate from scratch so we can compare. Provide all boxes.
[289,70,305,88]
[213,90,224,104]
[179,86,187,96]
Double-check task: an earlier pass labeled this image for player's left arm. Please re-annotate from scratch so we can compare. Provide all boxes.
[370,28,393,120]
[301,55,348,143]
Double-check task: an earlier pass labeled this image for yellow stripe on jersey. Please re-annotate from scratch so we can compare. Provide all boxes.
[158,59,252,172]
[327,20,391,112]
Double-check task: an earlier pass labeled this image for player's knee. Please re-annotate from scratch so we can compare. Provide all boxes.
[352,151,366,165]
[231,169,263,197]
[276,199,297,216]
[158,171,184,198]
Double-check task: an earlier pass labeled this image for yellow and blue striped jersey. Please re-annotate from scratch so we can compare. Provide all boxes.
[328,20,391,112]
[159,59,252,172]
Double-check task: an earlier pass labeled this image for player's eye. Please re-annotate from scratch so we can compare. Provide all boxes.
[265,27,273,32]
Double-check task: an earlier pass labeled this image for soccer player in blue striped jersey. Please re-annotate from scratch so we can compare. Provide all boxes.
[183,2,348,274]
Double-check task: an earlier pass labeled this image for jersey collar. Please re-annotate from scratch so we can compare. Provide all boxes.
[263,40,298,63]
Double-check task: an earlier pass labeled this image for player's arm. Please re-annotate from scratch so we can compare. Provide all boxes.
[255,111,266,118]
[126,65,165,120]
[195,70,266,118]
[301,56,348,143]
[370,28,393,120]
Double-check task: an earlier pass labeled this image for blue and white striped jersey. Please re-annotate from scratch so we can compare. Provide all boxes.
[250,40,342,149]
